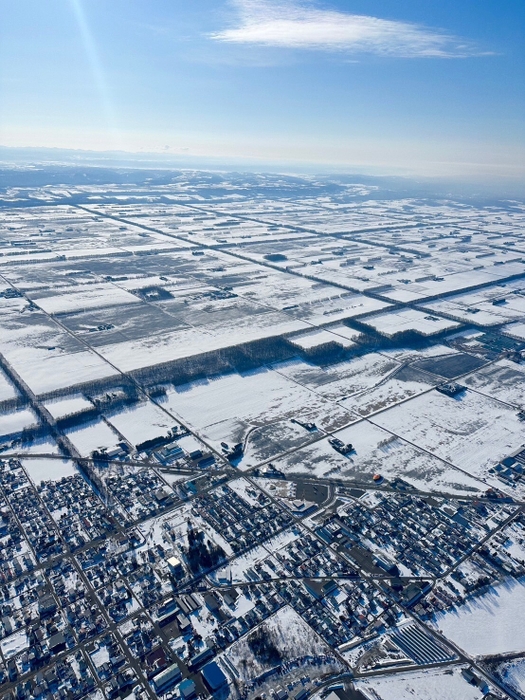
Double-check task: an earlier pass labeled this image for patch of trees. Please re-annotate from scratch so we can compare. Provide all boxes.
[264,253,287,262]
[136,432,173,454]
[131,336,294,388]
[135,425,185,453]
[89,386,139,409]
[247,626,282,666]
[133,285,174,301]
[148,385,167,398]
[56,408,99,430]
[185,524,226,574]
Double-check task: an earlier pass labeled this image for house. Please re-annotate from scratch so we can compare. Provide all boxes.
[403,581,432,607]
[152,663,182,693]
[201,661,228,693]
[167,556,184,578]
[38,595,57,617]
[48,632,66,654]
[179,679,197,700]
[188,645,215,670]
[175,612,191,633]
[204,592,221,613]
[304,579,338,599]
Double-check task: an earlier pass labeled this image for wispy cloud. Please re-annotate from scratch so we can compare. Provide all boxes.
[211,0,486,58]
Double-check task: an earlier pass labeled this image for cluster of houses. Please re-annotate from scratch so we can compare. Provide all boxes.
[0,447,522,700]
[0,460,65,564]
[490,450,525,487]
[194,485,294,554]
[316,492,514,578]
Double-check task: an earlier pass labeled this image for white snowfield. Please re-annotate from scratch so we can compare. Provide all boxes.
[43,393,93,419]
[96,311,310,372]
[23,457,77,485]
[289,328,356,351]
[360,307,460,337]
[272,419,485,495]
[432,579,525,656]
[0,369,18,402]
[495,656,525,696]
[371,388,525,480]
[0,407,39,439]
[105,401,175,446]
[29,282,141,314]
[65,418,121,456]
[356,667,487,700]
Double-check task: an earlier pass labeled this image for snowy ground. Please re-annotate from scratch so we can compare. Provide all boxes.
[23,457,77,484]
[65,418,121,456]
[461,358,525,408]
[0,407,39,440]
[378,344,460,363]
[371,388,525,481]
[0,369,18,402]
[359,308,460,338]
[105,400,176,446]
[356,666,487,700]
[272,420,485,496]
[4,435,61,456]
[273,354,402,400]
[433,578,525,656]
[43,393,93,419]
[339,366,435,418]
[224,605,343,682]
[492,656,525,697]
[289,328,355,351]
[30,282,141,315]
[0,629,30,659]
[164,367,354,467]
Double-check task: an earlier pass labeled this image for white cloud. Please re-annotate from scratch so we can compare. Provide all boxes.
[211,0,484,58]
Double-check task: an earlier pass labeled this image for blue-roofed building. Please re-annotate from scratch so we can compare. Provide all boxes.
[179,679,197,700]
[201,661,228,693]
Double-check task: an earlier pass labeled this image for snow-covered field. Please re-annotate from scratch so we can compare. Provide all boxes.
[23,457,77,484]
[23,350,118,395]
[461,358,525,407]
[164,367,354,464]
[273,353,402,400]
[356,667,487,700]
[0,369,18,402]
[372,388,525,480]
[224,605,342,682]
[378,344,460,363]
[273,419,485,495]
[289,328,355,351]
[503,321,525,340]
[43,393,93,419]
[30,282,140,314]
[339,367,434,418]
[0,326,118,394]
[105,400,176,446]
[433,579,525,656]
[65,418,121,456]
[493,656,525,697]
[423,282,525,327]
[0,629,30,659]
[96,312,310,372]
[360,308,460,337]
[0,407,39,439]
[7,435,61,456]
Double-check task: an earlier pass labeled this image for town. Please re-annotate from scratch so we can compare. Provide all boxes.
[0,170,524,700]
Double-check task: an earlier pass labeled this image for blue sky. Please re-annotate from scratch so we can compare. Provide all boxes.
[0,0,524,179]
